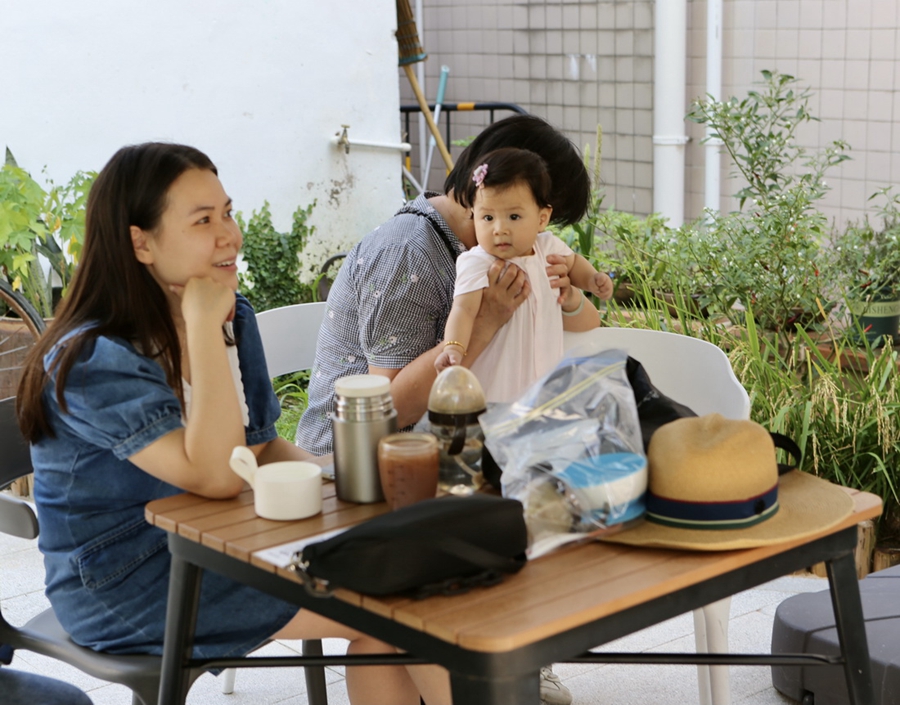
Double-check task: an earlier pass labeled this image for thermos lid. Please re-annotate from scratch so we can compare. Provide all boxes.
[334,374,391,398]
[428,366,486,414]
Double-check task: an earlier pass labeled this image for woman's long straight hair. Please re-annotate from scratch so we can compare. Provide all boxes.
[17,143,216,442]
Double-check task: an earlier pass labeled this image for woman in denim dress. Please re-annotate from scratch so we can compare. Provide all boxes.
[16,143,449,705]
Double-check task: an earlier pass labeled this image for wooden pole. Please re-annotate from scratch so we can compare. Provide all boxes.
[403,65,454,171]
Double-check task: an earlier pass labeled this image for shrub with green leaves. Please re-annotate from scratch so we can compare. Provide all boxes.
[686,70,849,345]
[828,187,900,300]
[0,149,95,317]
[237,200,317,312]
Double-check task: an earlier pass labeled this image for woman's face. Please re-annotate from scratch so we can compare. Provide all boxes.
[472,181,551,259]
[132,168,242,292]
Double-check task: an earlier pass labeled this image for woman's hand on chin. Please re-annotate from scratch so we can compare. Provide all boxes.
[170,277,237,329]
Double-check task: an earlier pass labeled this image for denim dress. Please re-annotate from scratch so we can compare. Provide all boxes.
[33,295,297,657]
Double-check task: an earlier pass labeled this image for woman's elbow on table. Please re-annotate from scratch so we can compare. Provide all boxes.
[129,431,247,498]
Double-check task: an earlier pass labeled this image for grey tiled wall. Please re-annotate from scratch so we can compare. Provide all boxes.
[402,0,655,216]
[401,0,898,228]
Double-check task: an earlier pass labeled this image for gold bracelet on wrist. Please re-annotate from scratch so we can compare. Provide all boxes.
[443,340,468,356]
[561,292,586,317]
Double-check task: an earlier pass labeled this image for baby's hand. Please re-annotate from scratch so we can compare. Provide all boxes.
[434,347,464,373]
[589,271,615,301]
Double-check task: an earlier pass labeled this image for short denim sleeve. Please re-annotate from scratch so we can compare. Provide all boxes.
[233,295,280,446]
[48,336,185,460]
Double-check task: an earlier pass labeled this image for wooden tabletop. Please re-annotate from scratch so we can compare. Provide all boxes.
[146,481,881,654]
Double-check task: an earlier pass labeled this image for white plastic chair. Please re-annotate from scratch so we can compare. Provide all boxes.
[219,301,329,699]
[255,301,328,377]
[564,327,751,705]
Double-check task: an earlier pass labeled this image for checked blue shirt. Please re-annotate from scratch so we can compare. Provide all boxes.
[296,193,465,455]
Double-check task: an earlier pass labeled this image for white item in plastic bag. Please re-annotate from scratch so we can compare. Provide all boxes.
[480,347,647,557]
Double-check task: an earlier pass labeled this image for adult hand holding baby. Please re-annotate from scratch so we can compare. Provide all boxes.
[545,253,573,305]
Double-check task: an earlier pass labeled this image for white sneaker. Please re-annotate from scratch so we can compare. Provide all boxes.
[540,666,573,705]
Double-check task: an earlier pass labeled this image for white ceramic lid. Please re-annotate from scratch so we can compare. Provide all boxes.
[334,374,391,398]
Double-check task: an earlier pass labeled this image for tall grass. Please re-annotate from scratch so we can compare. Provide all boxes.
[273,371,310,442]
[606,280,900,539]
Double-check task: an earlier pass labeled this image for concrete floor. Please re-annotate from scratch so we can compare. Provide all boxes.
[0,524,820,704]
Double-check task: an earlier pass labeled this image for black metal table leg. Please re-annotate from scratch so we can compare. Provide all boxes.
[449,670,541,705]
[158,552,203,705]
[303,639,329,705]
[826,552,876,705]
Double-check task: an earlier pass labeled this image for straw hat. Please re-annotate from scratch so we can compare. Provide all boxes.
[601,414,854,551]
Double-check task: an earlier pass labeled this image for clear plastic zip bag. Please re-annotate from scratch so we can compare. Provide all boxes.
[480,347,647,557]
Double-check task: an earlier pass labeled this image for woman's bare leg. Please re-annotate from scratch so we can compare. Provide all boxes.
[273,609,453,705]
[407,664,452,705]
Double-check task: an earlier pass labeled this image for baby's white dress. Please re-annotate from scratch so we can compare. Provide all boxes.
[453,231,573,403]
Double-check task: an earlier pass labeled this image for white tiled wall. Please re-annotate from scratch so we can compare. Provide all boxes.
[687,0,899,226]
[403,0,898,228]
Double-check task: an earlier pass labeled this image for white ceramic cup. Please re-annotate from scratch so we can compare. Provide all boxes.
[229,446,323,521]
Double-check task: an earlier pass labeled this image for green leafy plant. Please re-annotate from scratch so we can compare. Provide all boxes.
[554,126,606,262]
[824,188,900,347]
[686,70,849,347]
[0,149,95,317]
[828,187,900,297]
[273,370,310,441]
[609,266,900,544]
[237,200,318,312]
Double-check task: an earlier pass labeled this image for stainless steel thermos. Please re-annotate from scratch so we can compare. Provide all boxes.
[331,374,397,503]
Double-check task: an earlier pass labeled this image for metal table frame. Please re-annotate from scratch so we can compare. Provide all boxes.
[157,520,875,705]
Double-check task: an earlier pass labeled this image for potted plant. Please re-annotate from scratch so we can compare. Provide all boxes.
[828,188,900,347]
[686,71,848,350]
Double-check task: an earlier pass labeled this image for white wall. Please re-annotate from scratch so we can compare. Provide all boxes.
[0,0,403,281]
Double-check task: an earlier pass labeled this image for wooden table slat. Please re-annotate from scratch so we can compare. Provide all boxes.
[179,504,259,542]
[157,490,254,529]
[144,491,220,530]
[225,504,391,561]
[379,542,636,630]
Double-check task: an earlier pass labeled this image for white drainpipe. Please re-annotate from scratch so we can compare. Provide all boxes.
[705,0,723,213]
[652,0,688,227]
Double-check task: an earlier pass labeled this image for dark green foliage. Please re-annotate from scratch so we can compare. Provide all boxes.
[238,200,317,312]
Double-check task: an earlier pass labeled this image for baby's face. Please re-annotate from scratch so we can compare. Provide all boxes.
[471,181,551,260]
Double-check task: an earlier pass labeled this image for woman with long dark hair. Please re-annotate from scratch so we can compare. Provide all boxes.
[17,143,449,704]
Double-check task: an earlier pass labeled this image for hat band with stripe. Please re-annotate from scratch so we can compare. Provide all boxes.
[645,483,779,530]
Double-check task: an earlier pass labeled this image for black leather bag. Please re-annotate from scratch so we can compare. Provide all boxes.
[626,356,697,451]
[628,356,802,473]
[290,494,528,599]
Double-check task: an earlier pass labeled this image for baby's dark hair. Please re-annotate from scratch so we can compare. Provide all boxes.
[462,147,552,211]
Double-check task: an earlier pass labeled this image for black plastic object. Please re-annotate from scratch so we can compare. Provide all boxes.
[772,564,900,705]
[296,494,527,598]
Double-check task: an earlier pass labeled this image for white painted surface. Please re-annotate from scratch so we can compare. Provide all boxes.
[652,0,688,227]
[704,0,723,215]
[0,1,404,278]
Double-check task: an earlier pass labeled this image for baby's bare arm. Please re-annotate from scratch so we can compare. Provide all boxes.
[568,254,613,300]
[435,290,483,371]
